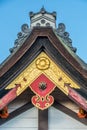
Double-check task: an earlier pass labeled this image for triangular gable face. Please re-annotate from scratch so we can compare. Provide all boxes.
[3,52,79,110]
[1,50,87,111]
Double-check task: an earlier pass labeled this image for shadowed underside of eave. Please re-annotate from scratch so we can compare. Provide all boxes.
[0,102,87,126]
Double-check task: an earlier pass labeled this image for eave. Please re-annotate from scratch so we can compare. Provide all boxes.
[0,27,87,114]
[0,27,87,79]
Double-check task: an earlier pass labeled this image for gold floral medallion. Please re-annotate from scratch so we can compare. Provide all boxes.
[35,57,50,70]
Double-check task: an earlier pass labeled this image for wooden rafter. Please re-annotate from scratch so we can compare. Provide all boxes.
[0,102,33,126]
[53,100,87,125]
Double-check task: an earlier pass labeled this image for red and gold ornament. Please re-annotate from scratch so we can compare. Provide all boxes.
[30,73,55,110]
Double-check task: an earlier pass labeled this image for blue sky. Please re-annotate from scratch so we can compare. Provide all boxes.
[0,0,87,63]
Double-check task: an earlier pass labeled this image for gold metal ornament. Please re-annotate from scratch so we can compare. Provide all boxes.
[35,57,50,70]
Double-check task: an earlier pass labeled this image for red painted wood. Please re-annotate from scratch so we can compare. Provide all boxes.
[68,87,87,111]
[30,74,55,96]
[0,88,17,110]
[30,74,55,110]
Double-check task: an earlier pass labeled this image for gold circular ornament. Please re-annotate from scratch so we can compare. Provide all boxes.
[35,57,50,70]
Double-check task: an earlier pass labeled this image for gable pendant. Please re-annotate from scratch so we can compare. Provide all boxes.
[30,73,55,110]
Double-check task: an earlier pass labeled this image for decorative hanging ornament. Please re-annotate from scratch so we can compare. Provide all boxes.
[30,73,55,110]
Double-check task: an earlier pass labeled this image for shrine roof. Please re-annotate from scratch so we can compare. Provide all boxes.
[0,8,87,125]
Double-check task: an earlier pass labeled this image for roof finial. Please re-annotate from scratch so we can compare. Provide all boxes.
[40,6,46,14]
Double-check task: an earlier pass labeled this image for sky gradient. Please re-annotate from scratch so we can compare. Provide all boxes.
[0,0,87,63]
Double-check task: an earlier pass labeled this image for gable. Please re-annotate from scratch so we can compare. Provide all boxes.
[0,29,87,97]
[0,28,87,126]
[1,52,79,110]
[0,50,87,111]
[1,28,87,88]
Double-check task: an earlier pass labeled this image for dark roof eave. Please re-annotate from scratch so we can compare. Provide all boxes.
[0,27,87,80]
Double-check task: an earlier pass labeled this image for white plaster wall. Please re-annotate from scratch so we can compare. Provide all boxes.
[0,107,38,130]
[48,107,87,130]
[0,106,87,130]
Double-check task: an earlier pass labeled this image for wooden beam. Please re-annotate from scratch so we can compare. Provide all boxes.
[38,109,48,130]
[53,100,87,125]
[0,102,33,126]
